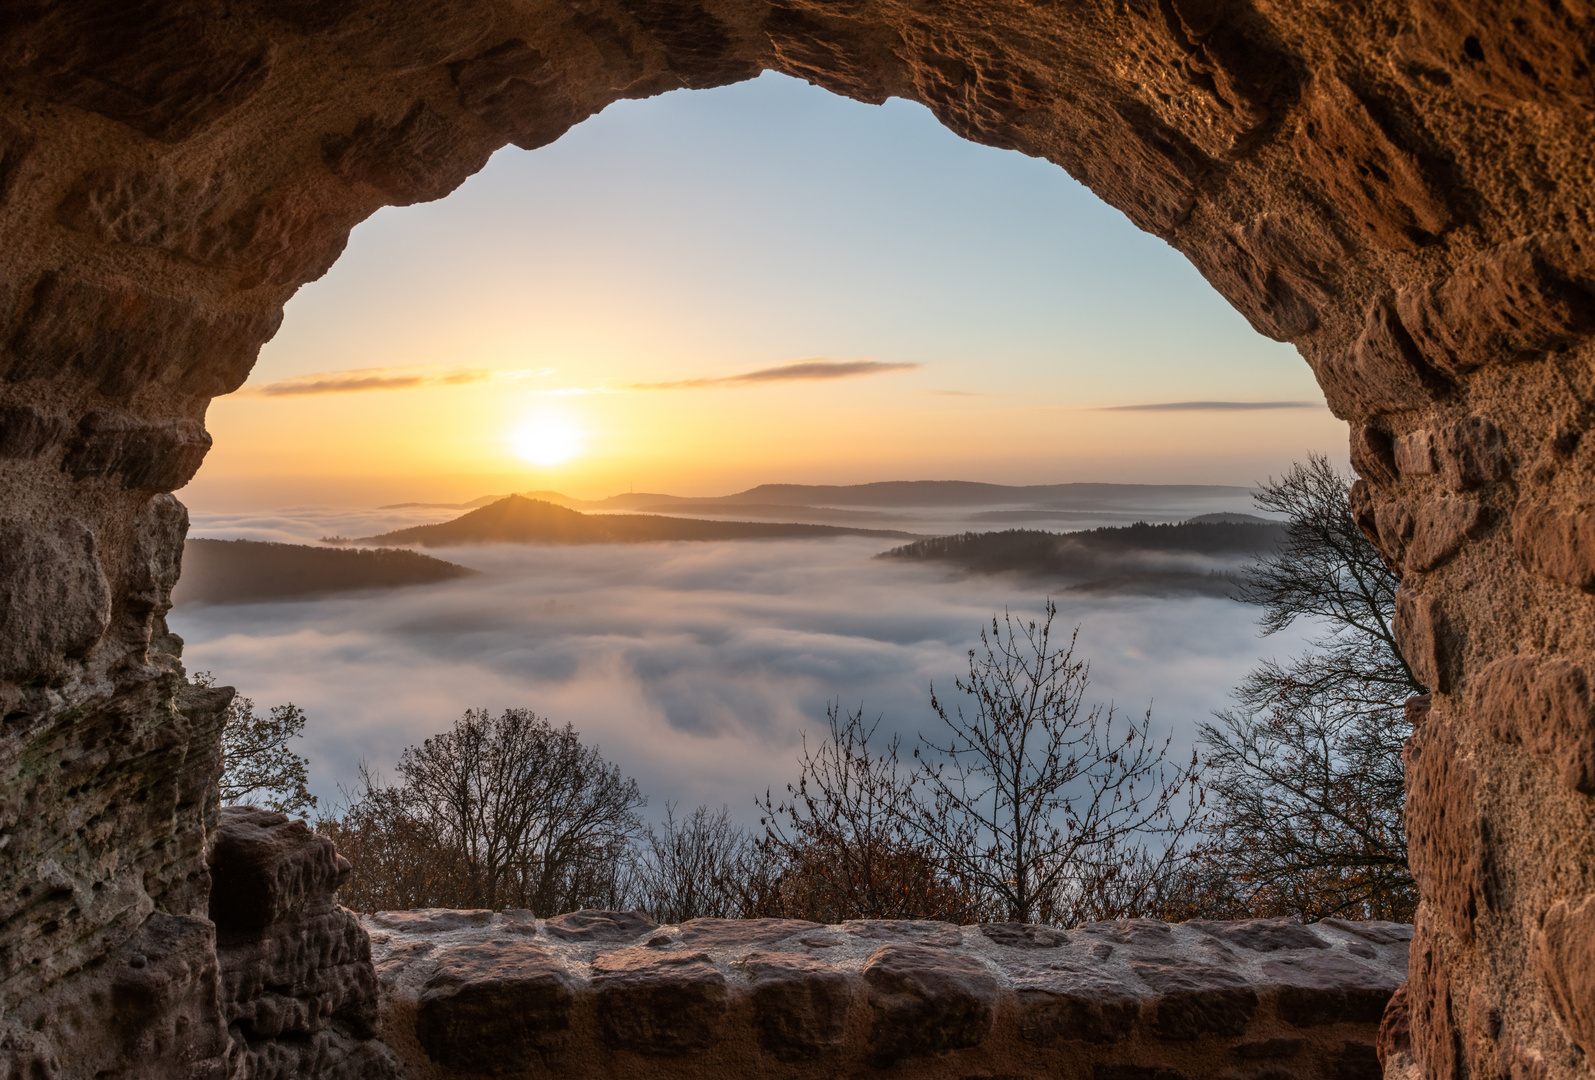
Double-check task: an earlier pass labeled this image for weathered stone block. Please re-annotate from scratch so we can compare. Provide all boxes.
[981,921,1069,948]
[1407,498,1489,572]
[1396,235,1595,375]
[1083,918,1176,947]
[678,917,823,949]
[108,912,231,1069]
[1132,962,1258,1040]
[1234,1037,1306,1059]
[1396,430,1438,475]
[210,807,350,932]
[209,807,401,1079]
[740,950,854,1060]
[1261,954,1404,1026]
[370,908,496,934]
[416,940,576,1071]
[863,942,997,1063]
[1187,918,1328,953]
[1512,501,1595,592]
[1404,717,1489,943]
[1333,1039,1383,1080]
[1474,656,1595,794]
[1438,416,1509,491]
[1533,894,1595,1056]
[544,908,658,942]
[1395,588,1455,693]
[592,948,729,1054]
[1015,965,1140,1044]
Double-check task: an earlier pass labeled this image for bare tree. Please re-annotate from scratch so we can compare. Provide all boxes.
[908,601,1204,926]
[196,672,318,818]
[633,804,760,922]
[321,709,644,913]
[1196,454,1423,921]
[316,763,464,912]
[757,705,979,923]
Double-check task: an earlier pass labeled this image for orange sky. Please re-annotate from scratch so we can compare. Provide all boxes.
[184,75,1343,510]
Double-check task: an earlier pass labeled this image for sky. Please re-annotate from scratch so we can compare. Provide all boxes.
[185,72,1344,510]
[168,74,1352,822]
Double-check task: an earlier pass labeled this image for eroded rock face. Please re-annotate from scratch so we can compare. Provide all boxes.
[367,911,1407,1079]
[210,807,404,1080]
[1,2,1594,1077]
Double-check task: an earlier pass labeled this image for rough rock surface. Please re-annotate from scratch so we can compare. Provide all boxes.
[210,807,404,1080]
[1,2,1594,1078]
[367,910,1407,1079]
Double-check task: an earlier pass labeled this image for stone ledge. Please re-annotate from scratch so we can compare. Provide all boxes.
[364,909,1410,1079]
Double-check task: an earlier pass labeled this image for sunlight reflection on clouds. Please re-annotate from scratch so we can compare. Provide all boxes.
[170,520,1314,824]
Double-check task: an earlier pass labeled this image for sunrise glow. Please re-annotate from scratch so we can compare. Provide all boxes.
[510,413,584,467]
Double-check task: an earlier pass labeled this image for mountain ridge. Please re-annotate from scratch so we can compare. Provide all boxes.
[351,495,918,547]
[384,480,1258,515]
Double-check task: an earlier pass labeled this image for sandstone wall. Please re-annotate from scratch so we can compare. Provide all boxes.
[210,807,403,1080]
[1,2,1593,1078]
[366,908,1407,1080]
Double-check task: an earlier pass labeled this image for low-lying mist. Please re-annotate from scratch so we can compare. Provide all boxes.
[171,504,1316,825]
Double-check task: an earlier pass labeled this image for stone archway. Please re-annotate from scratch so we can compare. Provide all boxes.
[2,1,1593,1076]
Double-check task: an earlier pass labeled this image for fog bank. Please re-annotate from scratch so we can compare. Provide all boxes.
[172,506,1313,823]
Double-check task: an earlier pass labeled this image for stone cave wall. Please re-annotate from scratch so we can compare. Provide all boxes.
[1,1,1593,1078]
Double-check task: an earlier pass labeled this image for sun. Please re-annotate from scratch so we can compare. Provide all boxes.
[509,414,583,467]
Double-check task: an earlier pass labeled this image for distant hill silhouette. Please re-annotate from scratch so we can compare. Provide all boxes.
[377,494,507,510]
[878,519,1285,596]
[349,496,917,547]
[524,480,1254,512]
[173,539,475,605]
[404,480,1257,518]
[632,502,892,524]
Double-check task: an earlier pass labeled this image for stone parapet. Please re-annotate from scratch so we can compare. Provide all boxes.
[365,909,1409,1080]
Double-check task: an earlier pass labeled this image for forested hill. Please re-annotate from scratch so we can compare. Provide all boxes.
[878,518,1285,595]
[173,539,475,605]
[352,496,917,547]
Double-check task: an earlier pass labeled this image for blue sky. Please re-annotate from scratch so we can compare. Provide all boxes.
[192,72,1341,507]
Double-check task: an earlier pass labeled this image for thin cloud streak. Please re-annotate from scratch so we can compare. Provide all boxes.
[243,367,510,398]
[626,359,920,391]
[1100,400,1325,412]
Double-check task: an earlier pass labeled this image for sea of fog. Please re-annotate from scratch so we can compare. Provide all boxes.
[171,495,1316,823]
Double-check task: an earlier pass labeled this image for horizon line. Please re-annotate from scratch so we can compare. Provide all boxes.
[1099,400,1326,412]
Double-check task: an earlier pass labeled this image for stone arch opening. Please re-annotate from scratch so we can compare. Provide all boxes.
[2,2,1594,1078]
[204,69,1322,511]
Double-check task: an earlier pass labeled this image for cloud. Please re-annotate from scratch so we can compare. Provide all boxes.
[625,358,920,390]
[242,367,501,397]
[1099,400,1326,412]
[173,503,1314,826]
